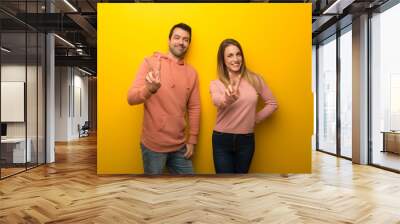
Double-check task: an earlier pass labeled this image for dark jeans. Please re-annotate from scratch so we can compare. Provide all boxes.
[141,143,194,175]
[212,131,255,174]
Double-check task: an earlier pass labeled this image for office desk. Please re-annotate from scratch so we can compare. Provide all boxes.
[382,131,400,154]
[1,138,31,163]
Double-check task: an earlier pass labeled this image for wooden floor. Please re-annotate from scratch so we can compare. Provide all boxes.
[0,167,26,178]
[1,163,46,178]
[1,135,400,223]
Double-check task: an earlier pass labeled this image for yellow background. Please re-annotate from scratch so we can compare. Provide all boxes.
[97,3,312,174]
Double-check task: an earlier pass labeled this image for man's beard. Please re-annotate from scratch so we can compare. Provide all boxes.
[169,45,187,59]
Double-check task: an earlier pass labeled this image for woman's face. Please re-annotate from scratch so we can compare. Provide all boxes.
[223,44,242,74]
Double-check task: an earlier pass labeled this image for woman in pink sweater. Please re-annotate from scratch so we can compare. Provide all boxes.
[209,39,278,174]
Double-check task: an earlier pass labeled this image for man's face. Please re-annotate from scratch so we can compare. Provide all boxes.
[168,27,190,59]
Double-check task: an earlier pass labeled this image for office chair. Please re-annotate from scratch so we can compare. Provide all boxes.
[79,121,90,138]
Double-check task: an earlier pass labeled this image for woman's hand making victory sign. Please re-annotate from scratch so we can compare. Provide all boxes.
[224,74,242,104]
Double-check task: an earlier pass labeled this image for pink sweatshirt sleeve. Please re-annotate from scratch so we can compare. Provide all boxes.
[209,81,235,109]
[127,59,153,105]
[255,79,278,123]
[187,72,201,145]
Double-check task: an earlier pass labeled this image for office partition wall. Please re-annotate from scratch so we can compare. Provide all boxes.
[0,0,46,179]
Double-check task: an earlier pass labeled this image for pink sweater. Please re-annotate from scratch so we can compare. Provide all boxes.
[127,52,200,152]
[209,78,278,134]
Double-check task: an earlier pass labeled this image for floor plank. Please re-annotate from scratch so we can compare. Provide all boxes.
[0,134,400,223]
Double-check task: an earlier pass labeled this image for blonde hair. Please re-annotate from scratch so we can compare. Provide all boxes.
[217,38,262,93]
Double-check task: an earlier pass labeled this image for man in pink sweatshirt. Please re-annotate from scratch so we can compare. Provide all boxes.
[127,23,200,175]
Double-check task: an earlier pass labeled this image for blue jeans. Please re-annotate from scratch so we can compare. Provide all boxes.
[140,143,194,175]
[212,131,255,174]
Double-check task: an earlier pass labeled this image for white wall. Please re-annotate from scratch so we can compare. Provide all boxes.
[1,63,46,164]
[312,45,316,151]
[1,65,38,137]
[72,72,89,138]
[1,66,26,136]
[55,66,70,141]
[55,67,89,141]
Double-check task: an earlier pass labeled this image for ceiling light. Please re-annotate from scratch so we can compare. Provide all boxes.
[54,34,75,48]
[1,47,11,53]
[322,0,354,15]
[78,67,93,76]
[63,0,78,12]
